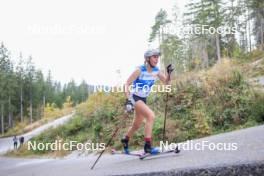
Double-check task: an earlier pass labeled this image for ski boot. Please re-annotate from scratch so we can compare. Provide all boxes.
[121,137,130,154]
[144,141,160,154]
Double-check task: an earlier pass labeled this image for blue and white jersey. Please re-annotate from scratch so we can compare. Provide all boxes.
[131,65,159,98]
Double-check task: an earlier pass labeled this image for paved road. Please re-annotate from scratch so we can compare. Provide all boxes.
[0,124,263,176]
[0,112,75,154]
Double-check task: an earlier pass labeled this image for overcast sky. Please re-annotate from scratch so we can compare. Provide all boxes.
[0,0,187,86]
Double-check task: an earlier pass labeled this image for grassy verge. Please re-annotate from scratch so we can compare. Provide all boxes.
[1,101,74,138]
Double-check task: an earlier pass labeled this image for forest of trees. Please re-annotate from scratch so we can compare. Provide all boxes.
[0,43,94,134]
[1,0,263,136]
[149,0,264,73]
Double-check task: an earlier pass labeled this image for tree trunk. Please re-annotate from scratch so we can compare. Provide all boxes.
[215,34,221,62]
[247,8,252,52]
[30,95,33,124]
[159,28,165,71]
[261,18,264,51]
[1,103,4,135]
[38,105,42,119]
[202,46,209,68]
[161,27,165,68]
[42,95,45,118]
[201,39,209,68]
[20,86,23,123]
[8,96,12,128]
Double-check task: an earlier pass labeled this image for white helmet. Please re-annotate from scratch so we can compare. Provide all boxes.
[144,49,161,59]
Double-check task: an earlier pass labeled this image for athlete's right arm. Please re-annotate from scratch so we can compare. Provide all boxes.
[125,68,141,99]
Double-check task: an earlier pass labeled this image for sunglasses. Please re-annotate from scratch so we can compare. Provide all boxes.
[152,55,159,58]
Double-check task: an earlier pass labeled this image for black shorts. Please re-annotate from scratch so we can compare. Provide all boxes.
[132,94,147,104]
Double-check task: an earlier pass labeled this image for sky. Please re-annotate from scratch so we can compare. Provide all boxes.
[0,0,187,86]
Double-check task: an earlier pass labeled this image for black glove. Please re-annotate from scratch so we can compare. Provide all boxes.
[125,99,134,113]
[166,64,174,75]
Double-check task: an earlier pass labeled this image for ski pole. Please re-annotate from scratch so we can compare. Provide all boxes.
[90,112,129,170]
[162,74,170,143]
[162,64,173,152]
[162,91,169,152]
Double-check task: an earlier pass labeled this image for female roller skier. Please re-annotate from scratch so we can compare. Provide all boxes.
[122,48,173,154]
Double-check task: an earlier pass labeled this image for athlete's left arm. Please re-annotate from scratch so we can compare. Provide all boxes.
[157,71,170,85]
